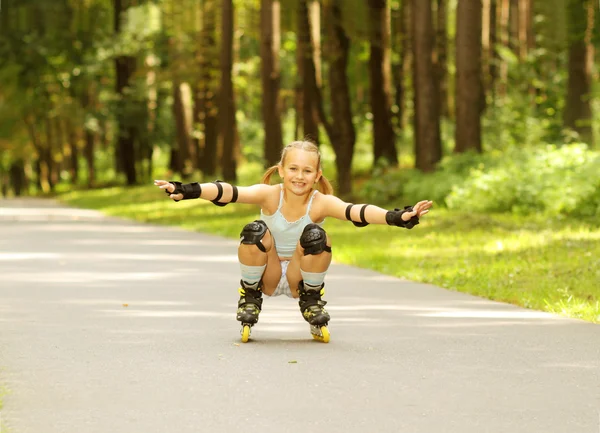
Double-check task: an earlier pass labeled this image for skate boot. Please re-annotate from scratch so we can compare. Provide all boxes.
[298,281,331,343]
[236,280,263,343]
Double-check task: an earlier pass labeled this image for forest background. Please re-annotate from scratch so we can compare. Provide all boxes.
[0,0,599,322]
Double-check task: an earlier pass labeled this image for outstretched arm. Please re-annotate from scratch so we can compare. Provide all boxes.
[319,194,432,228]
[154,180,271,206]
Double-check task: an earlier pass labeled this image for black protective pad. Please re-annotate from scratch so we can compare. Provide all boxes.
[240,220,268,253]
[385,206,419,229]
[300,223,332,255]
[211,180,239,207]
[345,204,369,227]
[167,182,201,201]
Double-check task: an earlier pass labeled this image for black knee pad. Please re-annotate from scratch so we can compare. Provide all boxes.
[240,220,268,253]
[300,224,332,256]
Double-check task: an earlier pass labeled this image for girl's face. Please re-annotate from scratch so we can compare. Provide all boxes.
[278,148,322,196]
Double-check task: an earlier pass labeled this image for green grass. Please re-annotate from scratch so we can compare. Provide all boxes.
[58,185,600,323]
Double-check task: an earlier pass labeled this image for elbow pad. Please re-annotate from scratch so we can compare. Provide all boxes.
[167,181,202,202]
[345,204,370,227]
[386,206,419,229]
[211,180,239,207]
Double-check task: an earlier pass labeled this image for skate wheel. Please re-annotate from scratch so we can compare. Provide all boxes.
[241,325,251,343]
[311,325,330,343]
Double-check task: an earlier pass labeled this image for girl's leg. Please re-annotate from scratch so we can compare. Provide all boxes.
[237,220,281,325]
[238,226,281,296]
[286,224,332,326]
[286,234,332,298]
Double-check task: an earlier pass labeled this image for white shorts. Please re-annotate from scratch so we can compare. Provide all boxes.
[269,260,293,298]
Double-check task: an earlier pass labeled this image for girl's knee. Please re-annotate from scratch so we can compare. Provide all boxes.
[239,220,273,253]
[298,224,331,256]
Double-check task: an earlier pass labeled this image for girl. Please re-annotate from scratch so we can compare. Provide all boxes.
[154,140,432,342]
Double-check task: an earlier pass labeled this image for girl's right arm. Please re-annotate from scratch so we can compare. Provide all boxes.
[154,180,272,207]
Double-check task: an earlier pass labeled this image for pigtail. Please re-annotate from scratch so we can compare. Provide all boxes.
[317,175,334,195]
[261,165,280,185]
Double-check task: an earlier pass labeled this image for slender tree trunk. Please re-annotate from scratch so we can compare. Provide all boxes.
[564,0,594,144]
[220,0,238,181]
[197,0,219,176]
[435,0,449,118]
[323,0,356,198]
[412,0,442,171]
[9,160,25,197]
[297,0,320,142]
[509,0,519,53]
[114,0,137,185]
[44,117,56,191]
[368,0,397,167]
[498,0,510,96]
[66,120,80,184]
[456,0,483,153]
[261,0,284,166]
[391,0,409,130]
[84,130,95,188]
[171,81,188,175]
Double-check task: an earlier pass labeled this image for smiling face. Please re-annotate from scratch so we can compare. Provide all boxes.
[277,148,322,196]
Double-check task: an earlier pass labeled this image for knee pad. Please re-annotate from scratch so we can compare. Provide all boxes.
[240,220,268,253]
[300,224,332,256]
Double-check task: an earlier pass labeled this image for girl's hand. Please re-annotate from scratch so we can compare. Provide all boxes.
[154,180,183,201]
[401,200,433,221]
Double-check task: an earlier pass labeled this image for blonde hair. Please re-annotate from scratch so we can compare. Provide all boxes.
[261,140,334,195]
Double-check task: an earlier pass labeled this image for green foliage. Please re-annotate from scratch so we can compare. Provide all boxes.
[359,144,600,218]
[448,144,600,217]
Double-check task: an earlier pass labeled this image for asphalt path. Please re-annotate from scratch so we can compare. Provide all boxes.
[0,198,599,433]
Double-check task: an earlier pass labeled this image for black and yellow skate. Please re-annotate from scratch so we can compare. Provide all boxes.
[298,281,331,343]
[236,280,263,343]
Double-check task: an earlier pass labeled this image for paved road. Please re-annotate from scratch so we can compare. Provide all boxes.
[0,198,599,433]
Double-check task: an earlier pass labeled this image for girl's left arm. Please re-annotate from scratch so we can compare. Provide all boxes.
[318,194,433,228]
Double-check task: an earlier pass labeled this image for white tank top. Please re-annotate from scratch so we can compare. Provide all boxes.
[260,184,323,257]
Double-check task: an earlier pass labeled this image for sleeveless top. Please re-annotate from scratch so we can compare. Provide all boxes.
[260,184,323,257]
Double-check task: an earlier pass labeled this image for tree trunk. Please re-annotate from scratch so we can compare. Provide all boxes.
[391,0,409,130]
[498,0,510,96]
[260,0,284,167]
[368,0,397,167]
[9,160,25,197]
[172,80,189,175]
[197,0,219,177]
[456,0,483,153]
[323,0,356,198]
[44,117,57,190]
[482,0,498,100]
[435,0,449,118]
[84,130,95,188]
[297,0,320,142]
[220,0,238,181]
[114,0,137,185]
[66,120,80,184]
[564,0,594,144]
[412,0,442,171]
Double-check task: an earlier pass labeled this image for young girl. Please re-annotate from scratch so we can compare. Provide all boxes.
[154,141,432,343]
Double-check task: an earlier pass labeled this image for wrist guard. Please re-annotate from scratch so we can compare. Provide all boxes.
[167,181,202,202]
[386,206,419,229]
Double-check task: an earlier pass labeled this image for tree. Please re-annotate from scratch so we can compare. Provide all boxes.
[412,0,441,171]
[260,0,284,166]
[322,0,356,197]
[368,0,397,167]
[455,0,483,153]
[114,0,138,185]
[564,0,594,144]
[220,0,238,181]
[297,0,321,142]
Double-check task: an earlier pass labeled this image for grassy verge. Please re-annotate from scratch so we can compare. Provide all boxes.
[58,185,600,323]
